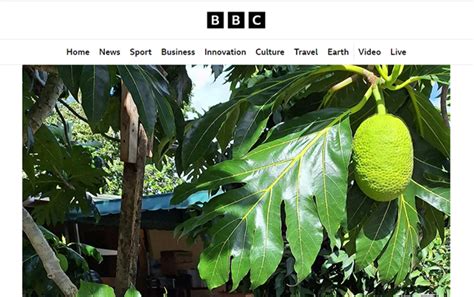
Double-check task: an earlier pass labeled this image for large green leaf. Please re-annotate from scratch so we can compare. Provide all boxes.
[142,65,174,136]
[378,185,419,282]
[57,65,83,99]
[118,65,172,136]
[417,200,445,249]
[410,91,450,157]
[77,281,114,297]
[230,67,353,158]
[80,65,110,129]
[412,132,450,186]
[355,200,397,269]
[393,184,419,285]
[345,185,374,232]
[217,104,241,151]
[410,132,450,215]
[174,108,352,288]
[28,126,105,224]
[233,103,271,158]
[412,179,450,215]
[183,67,356,164]
[400,65,450,85]
[33,125,65,170]
[181,100,242,167]
[180,70,307,167]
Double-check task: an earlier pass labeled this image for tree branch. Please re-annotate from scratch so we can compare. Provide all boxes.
[30,65,59,74]
[23,207,78,297]
[22,70,78,295]
[58,98,121,143]
[58,98,88,122]
[440,84,450,128]
[23,73,64,143]
[101,132,121,143]
[55,104,71,147]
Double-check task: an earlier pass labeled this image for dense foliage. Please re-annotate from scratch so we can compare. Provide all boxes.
[23,227,103,296]
[46,102,181,196]
[22,65,450,295]
[172,65,450,292]
[23,65,188,225]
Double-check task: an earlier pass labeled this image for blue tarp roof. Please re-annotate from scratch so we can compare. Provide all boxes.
[68,191,211,220]
[93,191,211,216]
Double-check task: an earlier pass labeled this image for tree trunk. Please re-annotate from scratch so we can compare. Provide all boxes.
[115,124,148,296]
[440,84,450,128]
[115,85,149,296]
[23,208,78,297]
[22,71,78,296]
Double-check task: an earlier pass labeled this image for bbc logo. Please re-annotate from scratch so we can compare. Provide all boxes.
[207,12,266,29]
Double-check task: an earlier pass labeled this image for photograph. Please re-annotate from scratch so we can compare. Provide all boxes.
[22,65,450,297]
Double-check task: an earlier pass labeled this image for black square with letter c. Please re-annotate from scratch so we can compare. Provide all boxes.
[207,12,224,29]
[248,12,265,28]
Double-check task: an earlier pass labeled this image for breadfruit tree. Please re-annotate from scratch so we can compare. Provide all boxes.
[171,65,450,290]
[22,65,191,296]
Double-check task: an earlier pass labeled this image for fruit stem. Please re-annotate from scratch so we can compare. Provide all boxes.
[311,65,377,82]
[349,87,373,114]
[318,74,358,110]
[375,65,390,82]
[373,84,387,115]
[386,75,428,91]
[385,65,404,86]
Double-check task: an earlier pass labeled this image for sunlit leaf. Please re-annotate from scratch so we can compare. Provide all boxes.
[378,185,418,281]
[77,281,114,297]
[412,179,450,215]
[174,108,352,288]
[125,286,142,297]
[181,100,242,167]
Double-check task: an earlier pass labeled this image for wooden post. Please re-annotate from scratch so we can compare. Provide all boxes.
[120,83,139,164]
[115,85,149,297]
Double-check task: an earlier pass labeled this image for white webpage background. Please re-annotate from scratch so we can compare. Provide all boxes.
[0,1,473,295]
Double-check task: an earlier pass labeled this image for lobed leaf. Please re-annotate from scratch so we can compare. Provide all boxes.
[174,108,352,288]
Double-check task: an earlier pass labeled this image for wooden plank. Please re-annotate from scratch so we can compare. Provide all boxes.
[120,83,139,164]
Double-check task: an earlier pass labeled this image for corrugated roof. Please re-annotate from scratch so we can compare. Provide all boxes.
[68,191,211,219]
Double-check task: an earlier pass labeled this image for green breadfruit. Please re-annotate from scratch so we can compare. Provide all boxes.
[353,114,413,201]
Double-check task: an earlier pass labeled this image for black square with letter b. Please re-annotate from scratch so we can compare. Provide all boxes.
[249,12,265,28]
[207,12,224,29]
[228,12,245,29]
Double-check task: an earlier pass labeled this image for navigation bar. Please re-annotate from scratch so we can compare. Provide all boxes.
[2,40,472,64]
